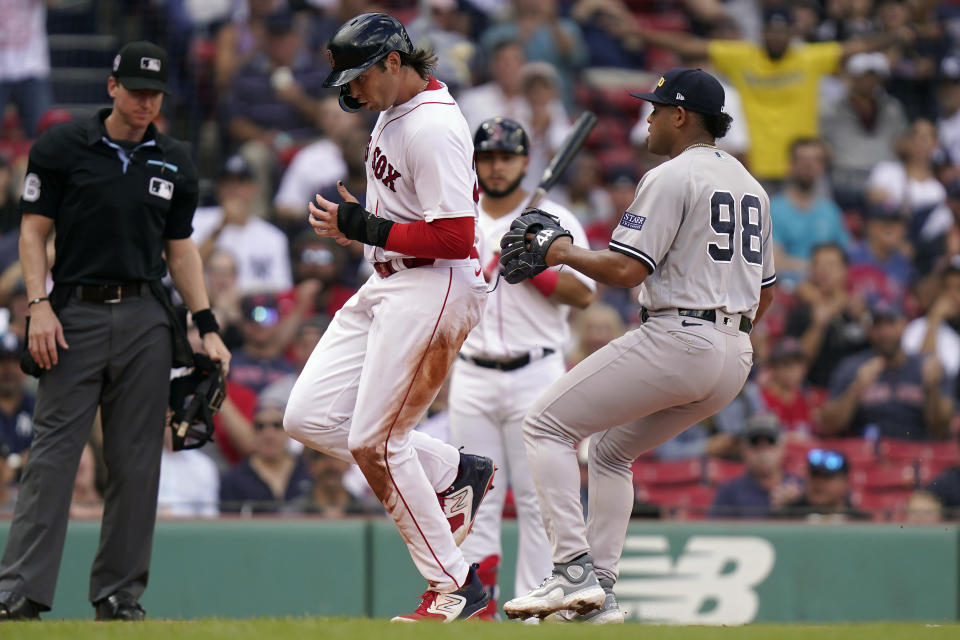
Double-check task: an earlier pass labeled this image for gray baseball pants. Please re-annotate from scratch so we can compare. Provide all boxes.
[0,293,171,609]
[522,313,753,584]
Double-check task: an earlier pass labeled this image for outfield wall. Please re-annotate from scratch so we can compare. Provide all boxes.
[0,519,956,623]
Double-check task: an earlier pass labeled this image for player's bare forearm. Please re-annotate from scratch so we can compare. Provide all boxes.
[753,286,775,325]
[551,272,594,308]
[548,238,650,289]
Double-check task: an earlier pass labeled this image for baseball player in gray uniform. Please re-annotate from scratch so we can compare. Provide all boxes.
[500,68,776,622]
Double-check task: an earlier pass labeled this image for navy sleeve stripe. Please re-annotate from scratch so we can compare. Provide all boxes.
[609,240,657,271]
[761,274,777,288]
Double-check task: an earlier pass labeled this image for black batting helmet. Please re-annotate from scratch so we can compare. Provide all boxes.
[324,13,414,112]
[323,13,414,88]
[474,117,529,156]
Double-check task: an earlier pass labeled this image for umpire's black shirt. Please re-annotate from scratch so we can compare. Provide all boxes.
[19,108,199,285]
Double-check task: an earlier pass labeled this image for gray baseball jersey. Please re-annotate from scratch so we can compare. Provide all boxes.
[609,146,776,319]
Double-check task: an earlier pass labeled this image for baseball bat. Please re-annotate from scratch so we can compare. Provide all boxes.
[525,110,598,209]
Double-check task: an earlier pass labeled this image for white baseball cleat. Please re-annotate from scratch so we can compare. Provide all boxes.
[543,578,624,624]
[503,554,606,620]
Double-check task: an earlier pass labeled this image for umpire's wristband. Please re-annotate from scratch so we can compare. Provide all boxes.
[193,309,220,336]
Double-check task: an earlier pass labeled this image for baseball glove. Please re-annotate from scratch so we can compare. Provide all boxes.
[499,208,572,284]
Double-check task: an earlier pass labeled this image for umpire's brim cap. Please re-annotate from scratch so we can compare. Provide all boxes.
[631,68,724,116]
[111,40,171,95]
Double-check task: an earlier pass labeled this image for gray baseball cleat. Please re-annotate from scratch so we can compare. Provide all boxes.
[502,554,606,620]
[543,578,624,624]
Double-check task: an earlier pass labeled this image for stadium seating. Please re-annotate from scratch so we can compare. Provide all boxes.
[642,484,715,520]
[632,458,703,486]
[851,490,911,521]
[705,458,746,485]
[850,464,916,492]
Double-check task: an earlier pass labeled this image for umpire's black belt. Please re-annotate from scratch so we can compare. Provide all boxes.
[641,307,752,334]
[74,282,150,304]
[459,348,555,371]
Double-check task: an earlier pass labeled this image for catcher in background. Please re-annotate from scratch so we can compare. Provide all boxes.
[499,68,776,622]
[449,117,594,620]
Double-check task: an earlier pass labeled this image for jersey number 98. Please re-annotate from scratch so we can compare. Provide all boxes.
[707,191,762,266]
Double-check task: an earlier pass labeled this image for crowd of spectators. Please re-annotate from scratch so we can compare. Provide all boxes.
[1,0,960,522]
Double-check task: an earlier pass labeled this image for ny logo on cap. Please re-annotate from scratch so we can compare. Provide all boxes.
[140,57,162,72]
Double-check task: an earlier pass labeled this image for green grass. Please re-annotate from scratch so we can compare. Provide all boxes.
[1,619,958,640]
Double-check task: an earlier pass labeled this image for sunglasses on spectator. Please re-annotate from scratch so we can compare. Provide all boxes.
[747,435,777,447]
[807,448,847,474]
[254,420,284,431]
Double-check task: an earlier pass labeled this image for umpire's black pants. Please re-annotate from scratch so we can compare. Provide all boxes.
[0,292,171,609]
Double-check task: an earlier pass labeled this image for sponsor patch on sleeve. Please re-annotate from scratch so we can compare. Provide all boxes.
[618,212,646,231]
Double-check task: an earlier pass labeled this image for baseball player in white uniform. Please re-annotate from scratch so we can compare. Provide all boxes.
[449,117,595,619]
[500,68,777,622]
[282,14,494,622]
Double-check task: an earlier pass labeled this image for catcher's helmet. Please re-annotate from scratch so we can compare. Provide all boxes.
[168,353,225,451]
[474,117,529,156]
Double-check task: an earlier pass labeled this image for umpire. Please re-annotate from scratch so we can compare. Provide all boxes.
[0,41,230,621]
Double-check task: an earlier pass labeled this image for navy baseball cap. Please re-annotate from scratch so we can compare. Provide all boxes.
[111,41,171,94]
[631,68,725,116]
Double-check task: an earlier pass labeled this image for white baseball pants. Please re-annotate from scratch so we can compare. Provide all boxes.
[285,265,486,592]
[448,353,559,596]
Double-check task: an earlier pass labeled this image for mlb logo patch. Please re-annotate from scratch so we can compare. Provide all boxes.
[149,177,174,200]
[140,57,162,72]
[619,212,646,231]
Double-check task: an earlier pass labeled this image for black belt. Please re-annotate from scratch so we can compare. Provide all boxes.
[73,282,150,304]
[641,307,752,334]
[459,348,555,371]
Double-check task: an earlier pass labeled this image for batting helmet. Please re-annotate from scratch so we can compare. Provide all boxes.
[168,353,225,451]
[324,13,414,111]
[474,117,529,156]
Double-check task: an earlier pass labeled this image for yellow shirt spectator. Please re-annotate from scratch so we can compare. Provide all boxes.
[709,40,843,180]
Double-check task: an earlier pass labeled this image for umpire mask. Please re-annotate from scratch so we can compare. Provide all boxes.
[168,353,225,451]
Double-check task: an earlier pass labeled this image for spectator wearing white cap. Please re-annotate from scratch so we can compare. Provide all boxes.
[820,52,908,212]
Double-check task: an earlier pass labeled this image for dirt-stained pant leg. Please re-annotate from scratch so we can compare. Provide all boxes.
[522,317,753,566]
[348,266,485,592]
[449,355,558,595]
[284,277,461,493]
